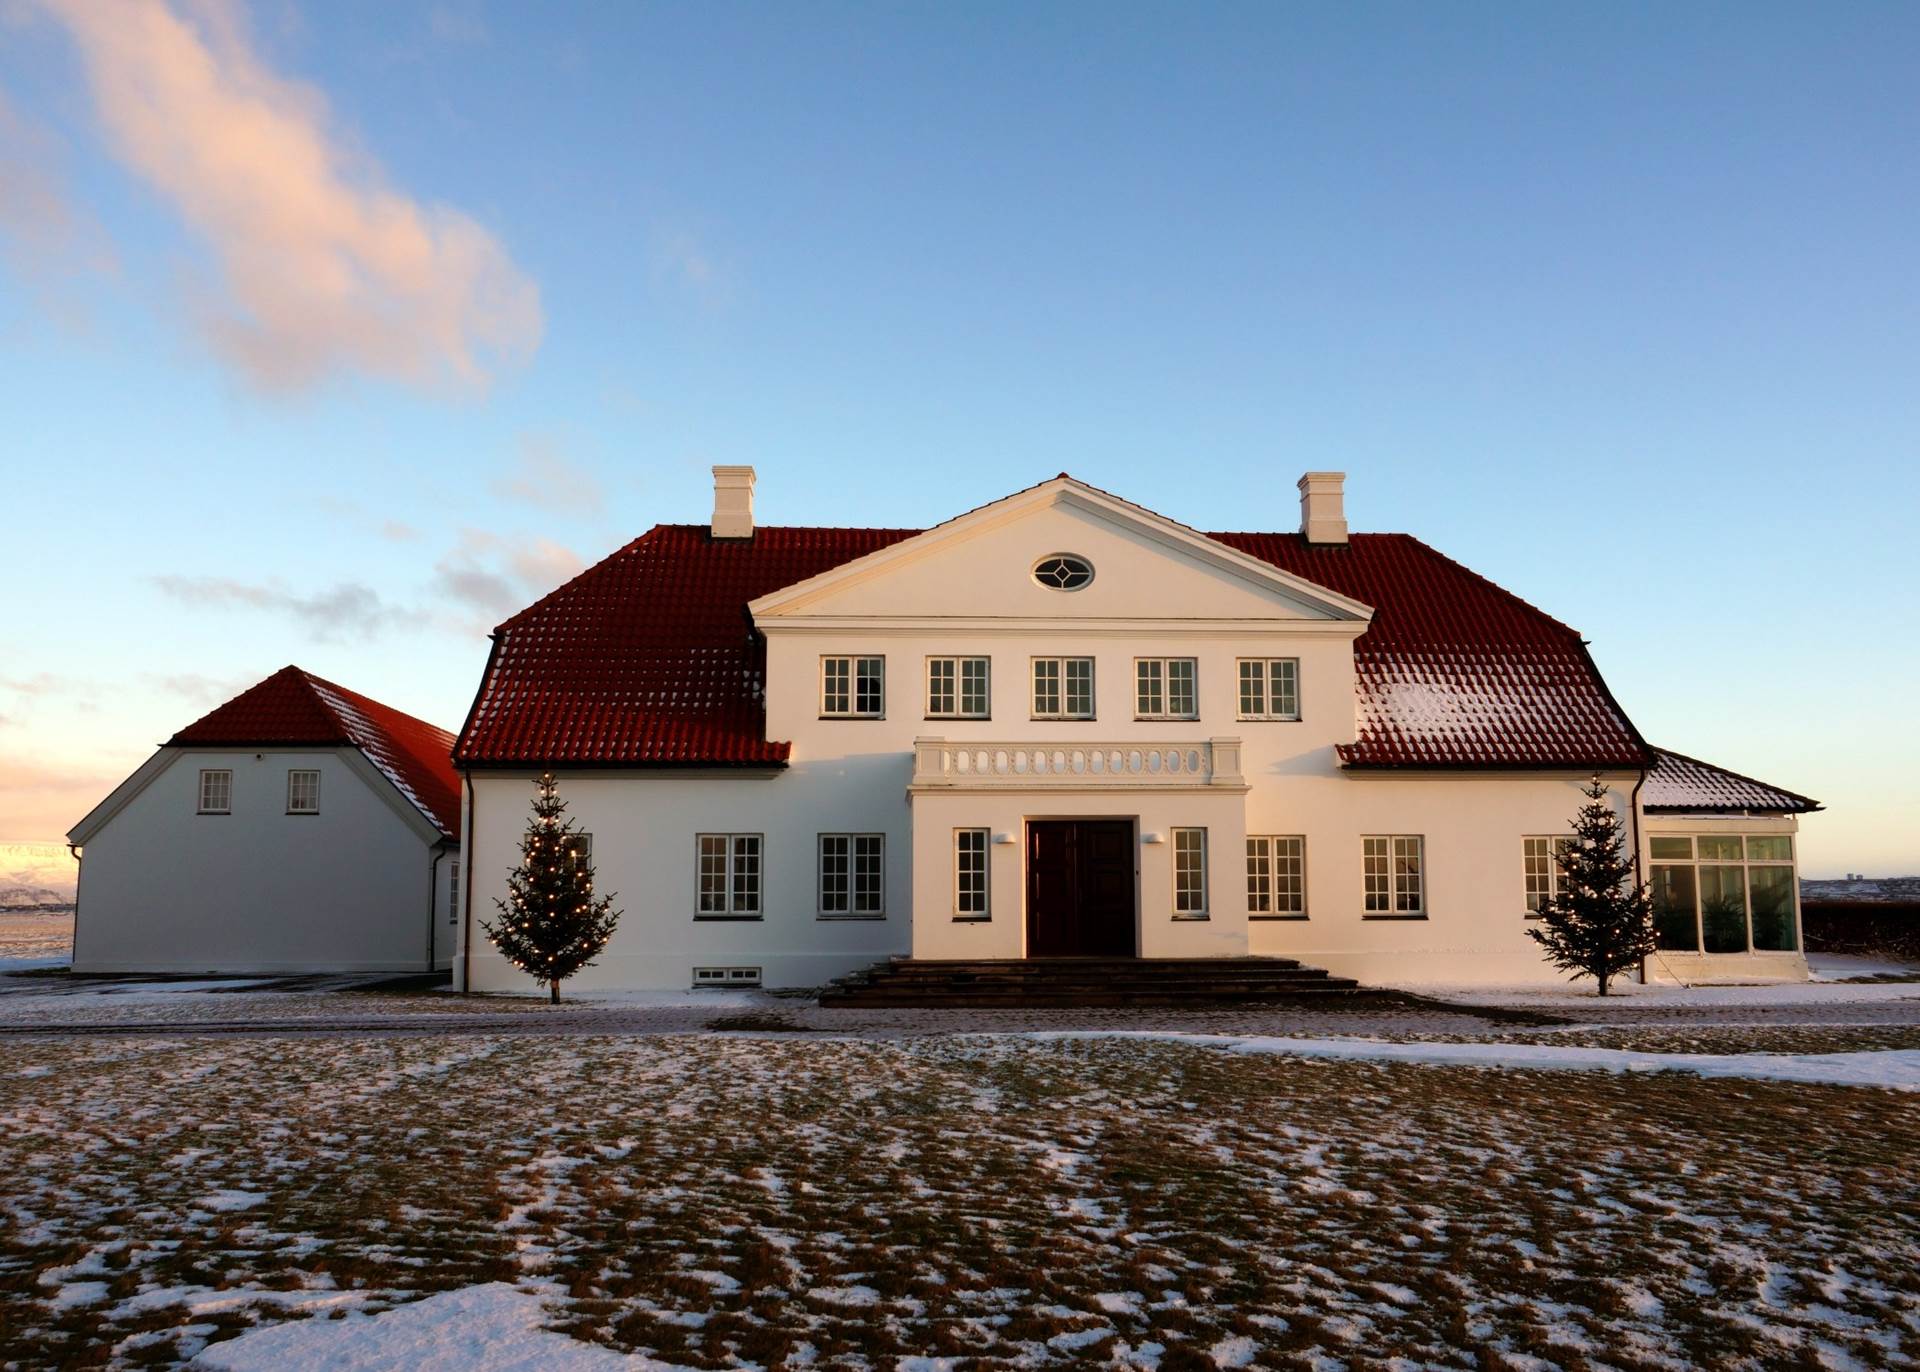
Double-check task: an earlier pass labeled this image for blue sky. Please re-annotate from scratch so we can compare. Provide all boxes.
[2,1,1915,878]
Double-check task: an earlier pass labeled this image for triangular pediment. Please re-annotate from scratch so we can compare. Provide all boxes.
[748,477,1373,624]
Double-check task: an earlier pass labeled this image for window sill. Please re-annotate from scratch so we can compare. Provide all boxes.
[1029,717,1097,723]
[816,913,886,921]
[1362,913,1428,921]
[285,811,319,817]
[196,811,230,817]
[693,914,764,922]
[1171,914,1211,922]
[1235,716,1302,724]
[1134,717,1201,724]
[1249,914,1309,922]
[925,716,991,723]
[818,715,885,722]
[951,915,992,923]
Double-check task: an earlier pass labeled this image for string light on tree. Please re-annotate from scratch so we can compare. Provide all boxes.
[481,770,623,1004]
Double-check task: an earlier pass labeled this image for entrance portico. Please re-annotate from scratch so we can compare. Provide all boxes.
[906,736,1253,961]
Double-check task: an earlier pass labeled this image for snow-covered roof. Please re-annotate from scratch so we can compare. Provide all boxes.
[1643,748,1820,815]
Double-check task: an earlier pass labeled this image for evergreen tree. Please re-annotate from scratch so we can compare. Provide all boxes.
[482,772,621,1004]
[1527,775,1656,996]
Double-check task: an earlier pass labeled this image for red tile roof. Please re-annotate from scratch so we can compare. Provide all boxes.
[455,518,1649,772]
[1643,748,1821,814]
[171,667,462,836]
[1210,534,1648,769]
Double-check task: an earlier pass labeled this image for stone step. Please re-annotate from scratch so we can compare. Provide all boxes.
[819,954,1364,1008]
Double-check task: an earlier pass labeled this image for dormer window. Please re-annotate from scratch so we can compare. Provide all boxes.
[1032,554,1093,591]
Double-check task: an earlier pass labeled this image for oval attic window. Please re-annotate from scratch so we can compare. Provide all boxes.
[1032,554,1094,591]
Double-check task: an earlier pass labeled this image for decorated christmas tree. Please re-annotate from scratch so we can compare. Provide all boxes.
[1528,775,1656,996]
[482,772,621,1004]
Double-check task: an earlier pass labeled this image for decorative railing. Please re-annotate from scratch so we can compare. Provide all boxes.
[910,737,1244,790]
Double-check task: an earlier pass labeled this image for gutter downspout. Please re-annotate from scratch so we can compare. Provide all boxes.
[425,838,453,972]
[66,842,82,968]
[1628,764,1653,987]
[461,772,476,995]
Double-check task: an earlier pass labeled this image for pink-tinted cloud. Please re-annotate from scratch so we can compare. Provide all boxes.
[33,0,541,392]
[0,87,116,313]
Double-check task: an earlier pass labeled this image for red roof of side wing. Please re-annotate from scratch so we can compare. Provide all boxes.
[455,522,1648,772]
[171,666,462,836]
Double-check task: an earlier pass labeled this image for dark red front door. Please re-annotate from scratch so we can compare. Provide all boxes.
[1026,820,1136,957]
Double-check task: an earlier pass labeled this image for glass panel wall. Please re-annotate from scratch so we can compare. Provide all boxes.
[1647,833,1798,956]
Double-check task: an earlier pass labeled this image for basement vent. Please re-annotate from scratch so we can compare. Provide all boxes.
[693,966,762,988]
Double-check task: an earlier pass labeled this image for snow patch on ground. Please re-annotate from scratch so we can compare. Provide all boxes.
[1402,975,1920,1009]
[1029,1032,1920,1091]
[192,1283,682,1371]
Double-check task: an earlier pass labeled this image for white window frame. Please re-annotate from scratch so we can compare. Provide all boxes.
[1247,835,1306,917]
[447,863,460,927]
[1030,657,1095,720]
[696,833,763,918]
[954,828,990,919]
[820,655,885,718]
[286,768,321,815]
[197,768,232,815]
[926,656,991,719]
[1135,658,1198,720]
[1649,833,1799,956]
[818,832,885,918]
[1522,835,1568,918]
[1237,659,1300,721]
[1363,835,1425,916]
[1173,827,1209,917]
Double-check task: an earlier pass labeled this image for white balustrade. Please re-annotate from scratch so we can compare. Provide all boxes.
[911,737,1244,789]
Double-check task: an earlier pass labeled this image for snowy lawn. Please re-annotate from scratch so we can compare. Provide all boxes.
[2,1033,1917,1369]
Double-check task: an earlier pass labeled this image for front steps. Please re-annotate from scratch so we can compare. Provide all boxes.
[818,955,1362,1008]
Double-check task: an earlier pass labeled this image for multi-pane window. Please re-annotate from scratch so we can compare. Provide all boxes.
[1363,835,1425,915]
[447,864,460,927]
[1135,658,1197,719]
[1649,834,1798,954]
[954,829,989,917]
[1173,827,1208,915]
[821,656,885,717]
[197,769,232,814]
[927,657,990,718]
[1522,836,1569,917]
[287,769,321,814]
[819,833,885,917]
[1237,659,1300,720]
[1247,836,1306,916]
[696,834,762,916]
[1031,657,1095,719]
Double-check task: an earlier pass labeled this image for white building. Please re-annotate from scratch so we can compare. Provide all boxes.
[68,667,462,975]
[453,471,1819,992]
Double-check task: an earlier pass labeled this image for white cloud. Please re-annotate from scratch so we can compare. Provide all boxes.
[31,0,541,393]
[491,433,606,517]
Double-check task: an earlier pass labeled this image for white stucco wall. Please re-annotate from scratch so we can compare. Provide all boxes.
[459,770,911,994]
[72,748,449,975]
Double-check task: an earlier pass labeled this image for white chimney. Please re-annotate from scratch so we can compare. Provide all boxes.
[711,465,756,539]
[1297,471,1348,545]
